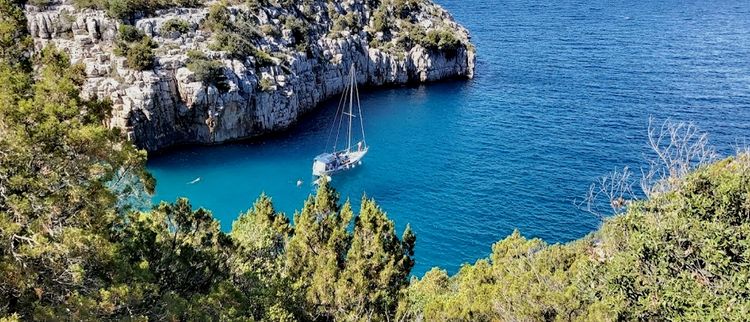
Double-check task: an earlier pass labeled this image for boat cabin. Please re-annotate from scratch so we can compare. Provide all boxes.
[313,153,340,176]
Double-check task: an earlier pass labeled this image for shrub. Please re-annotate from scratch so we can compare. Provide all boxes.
[210,31,254,58]
[395,22,424,51]
[203,2,232,32]
[332,12,360,34]
[186,50,228,92]
[118,24,146,43]
[393,0,421,18]
[161,18,191,35]
[253,48,274,67]
[246,0,262,11]
[258,76,273,91]
[105,0,132,20]
[115,25,157,71]
[126,38,156,70]
[28,0,52,8]
[260,24,280,38]
[73,0,204,20]
[421,29,461,56]
[371,8,389,34]
[283,17,309,46]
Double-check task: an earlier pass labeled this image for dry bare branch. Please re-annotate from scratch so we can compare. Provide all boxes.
[577,166,636,220]
[640,117,716,197]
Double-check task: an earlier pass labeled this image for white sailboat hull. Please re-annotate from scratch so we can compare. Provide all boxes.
[312,147,368,177]
[312,65,368,180]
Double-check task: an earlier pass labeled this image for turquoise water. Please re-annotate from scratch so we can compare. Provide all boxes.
[149,0,750,276]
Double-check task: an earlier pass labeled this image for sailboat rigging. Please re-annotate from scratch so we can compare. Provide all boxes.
[312,65,368,179]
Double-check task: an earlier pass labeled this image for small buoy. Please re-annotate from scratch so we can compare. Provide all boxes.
[358,161,362,165]
[296,179,303,187]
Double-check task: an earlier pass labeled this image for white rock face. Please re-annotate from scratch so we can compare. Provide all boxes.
[25,0,476,151]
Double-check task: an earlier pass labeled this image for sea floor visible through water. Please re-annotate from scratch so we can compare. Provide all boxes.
[148,0,750,276]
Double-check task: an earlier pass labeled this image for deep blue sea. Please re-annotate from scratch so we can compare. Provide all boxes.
[149,0,750,276]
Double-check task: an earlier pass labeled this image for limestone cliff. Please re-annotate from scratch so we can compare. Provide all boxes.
[25,0,475,151]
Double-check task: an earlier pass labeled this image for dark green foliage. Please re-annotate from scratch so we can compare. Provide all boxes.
[332,12,361,35]
[392,0,421,19]
[160,18,191,35]
[399,155,750,321]
[395,22,425,51]
[0,0,32,69]
[257,76,274,91]
[203,2,276,67]
[245,0,263,11]
[283,16,309,50]
[114,25,157,70]
[423,29,461,53]
[202,2,233,33]
[260,24,281,38]
[72,0,204,20]
[0,46,154,319]
[371,7,390,34]
[13,0,750,321]
[126,42,156,71]
[27,0,51,9]
[186,50,228,92]
[284,181,416,320]
[0,52,415,318]
[117,24,146,43]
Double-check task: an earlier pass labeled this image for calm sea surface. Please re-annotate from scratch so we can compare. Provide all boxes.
[149,0,750,275]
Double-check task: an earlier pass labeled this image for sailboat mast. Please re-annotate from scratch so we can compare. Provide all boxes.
[347,65,354,152]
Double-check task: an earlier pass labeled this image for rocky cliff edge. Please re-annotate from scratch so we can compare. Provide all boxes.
[25,0,475,151]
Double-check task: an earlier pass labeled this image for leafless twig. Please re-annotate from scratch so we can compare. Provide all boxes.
[577,166,635,220]
[640,117,716,197]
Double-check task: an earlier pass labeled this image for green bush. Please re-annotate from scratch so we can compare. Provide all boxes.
[28,0,52,8]
[203,2,232,32]
[260,24,280,38]
[331,12,360,34]
[253,48,275,67]
[371,7,389,34]
[118,24,146,43]
[246,0,262,11]
[161,18,191,35]
[394,22,424,51]
[186,50,228,92]
[392,0,421,18]
[210,31,254,58]
[126,38,156,70]
[73,0,204,21]
[423,29,461,52]
[115,25,157,71]
[283,16,308,45]
[399,154,750,321]
[258,76,273,91]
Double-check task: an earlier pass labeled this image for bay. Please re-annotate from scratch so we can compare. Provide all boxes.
[149,0,750,276]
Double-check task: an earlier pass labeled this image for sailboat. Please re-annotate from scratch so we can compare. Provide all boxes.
[312,65,368,179]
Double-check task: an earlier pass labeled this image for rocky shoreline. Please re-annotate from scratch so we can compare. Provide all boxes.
[25,0,475,151]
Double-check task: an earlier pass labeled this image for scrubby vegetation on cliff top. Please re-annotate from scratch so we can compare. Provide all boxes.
[6,0,750,321]
[42,0,473,72]
[399,152,750,321]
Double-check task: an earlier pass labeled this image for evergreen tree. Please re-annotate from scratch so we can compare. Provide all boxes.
[285,181,352,319]
[335,198,415,320]
[0,46,152,318]
[284,181,417,321]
